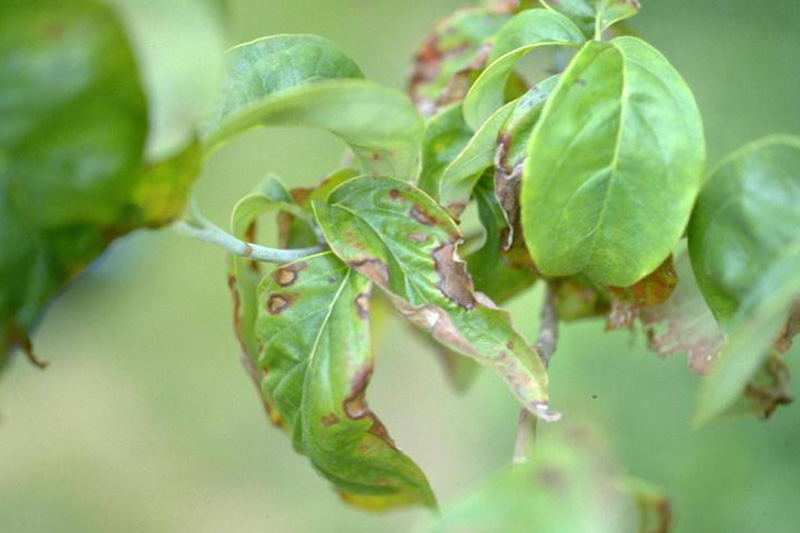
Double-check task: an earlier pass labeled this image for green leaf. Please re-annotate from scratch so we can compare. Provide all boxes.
[417,103,474,207]
[313,176,558,421]
[407,8,512,116]
[229,176,305,374]
[462,9,585,129]
[541,0,641,38]
[1,0,146,363]
[688,136,800,328]
[255,252,436,509]
[432,75,559,215]
[522,37,705,286]
[204,35,423,178]
[694,244,800,424]
[427,424,666,533]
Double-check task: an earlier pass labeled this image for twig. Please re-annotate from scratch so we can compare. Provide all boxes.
[172,204,322,264]
[513,282,559,464]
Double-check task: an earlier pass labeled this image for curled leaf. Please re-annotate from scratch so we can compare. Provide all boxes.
[204,35,422,178]
[640,254,723,375]
[462,9,585,129]
[255,252,435,509]
[606,255,678,331]
[407,8,512,116]
[313,176,558,421]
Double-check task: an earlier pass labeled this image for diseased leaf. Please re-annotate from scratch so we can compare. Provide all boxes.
[407,7,512,117]
[255,252,436,509]
[313,176,558,421]
[462,9,585,129]
[606,255,678,331]
[427,425,667,533]
[433,76,559,215]
[467,173,539,303]
[541,0,641,37]
[695,244,800,424]
[688,136,800,328]
[522,37,705,286]
[204,35,423,178]
[640,254,723,375]
[493,75,560,247]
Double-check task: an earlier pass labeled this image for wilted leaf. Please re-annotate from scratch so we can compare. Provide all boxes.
[695,244,800,424]
[462,9,585,129]
[313,176,558,421]
[255,252,436,509]
[606,255,678,331]
[427,425,668,533]
[204,35,423,178]
[688,136,800,328]
[639,254,723,375]
[522,37,705,286]
[407,7,512,116]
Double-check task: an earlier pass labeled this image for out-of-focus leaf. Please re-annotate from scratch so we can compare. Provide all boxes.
[427,425,666,533]
[255,252,435,509]
[407,7,512,117]
[640,254,723,375]
[1,0,146,365]
[606,255,678,331]
[522,37,705,287]
[695,244,800,424]
[204,35,422,178]
[552,276,610,322]
[722,354,793,421]
[688,136,800,328]
[541,0,641,37]
[462,9,585,129]
[104,0,226,160]
[313,176,558,421]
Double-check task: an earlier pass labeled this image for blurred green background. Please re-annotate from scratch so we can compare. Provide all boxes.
[2,1,799,532]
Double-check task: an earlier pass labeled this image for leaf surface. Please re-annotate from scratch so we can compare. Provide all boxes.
[256,252,435,509]
[313,176,557,421]
[522,37,705,286]
[688,136,800,327]
[462,9,585,129]
[204,35,422,178]
[541,0,641,37]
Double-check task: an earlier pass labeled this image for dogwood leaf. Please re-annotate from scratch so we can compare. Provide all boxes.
[313,176,558,421]
[522,37,705,286]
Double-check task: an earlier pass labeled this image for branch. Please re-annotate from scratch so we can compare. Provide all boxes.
[172,205,323,264]
[514,282,560,464]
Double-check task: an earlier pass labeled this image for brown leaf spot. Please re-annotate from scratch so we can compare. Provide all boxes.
[388,188,404,202]
[354,292,370,320]
[271,261,308,287]
[351,258,390,287]
[343,366,396,447]
[408,232,428,244]
[321,413,340,427]
[410,205,437,226]
[432,242,477,310]
[266,293,296,315]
